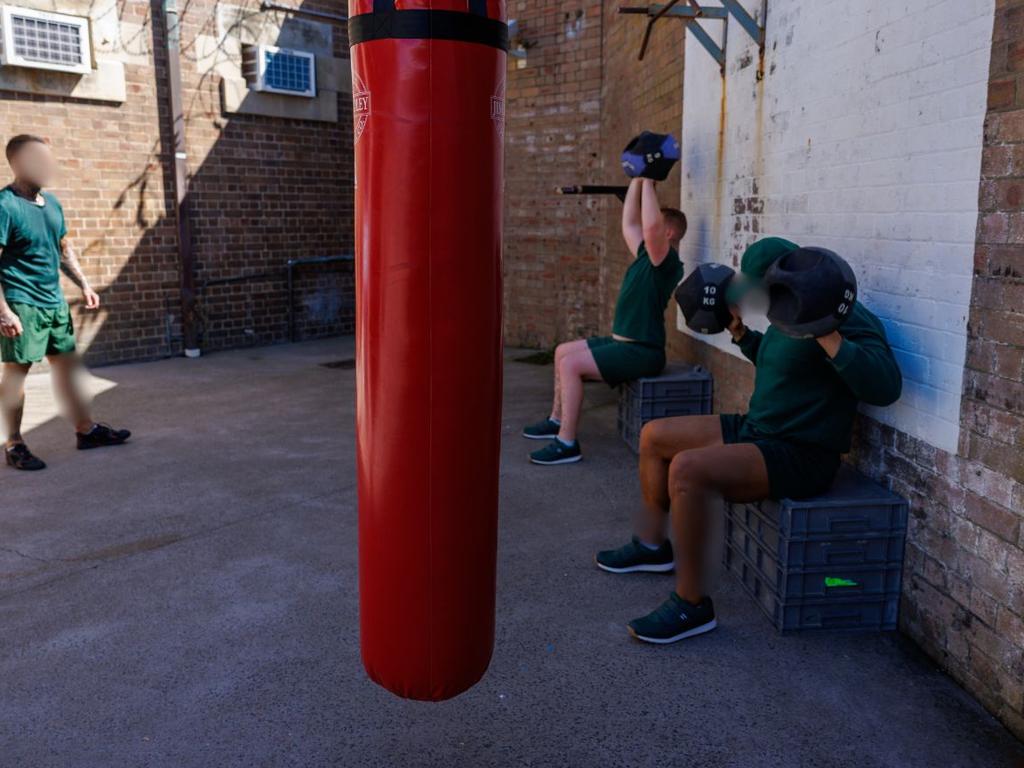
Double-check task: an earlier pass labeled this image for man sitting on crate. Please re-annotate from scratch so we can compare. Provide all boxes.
[595,237,903,644]
[521,176,687,465]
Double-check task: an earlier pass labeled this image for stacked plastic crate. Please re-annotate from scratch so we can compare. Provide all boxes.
[618,365,714,453]
[723,465,909,633]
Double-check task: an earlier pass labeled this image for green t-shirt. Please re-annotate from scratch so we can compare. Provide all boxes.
[0,186,67,308]
[733,302,903,453]
[611,241,684,347]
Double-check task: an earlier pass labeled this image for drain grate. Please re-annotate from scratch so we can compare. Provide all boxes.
[321,359,356,369]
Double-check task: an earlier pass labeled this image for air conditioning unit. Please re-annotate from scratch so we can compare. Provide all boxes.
[0,6,92,75]
[242,44,316,98]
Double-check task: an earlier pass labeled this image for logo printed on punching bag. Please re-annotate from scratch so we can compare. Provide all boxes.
[491,79,505,139]
[353,69,371,145]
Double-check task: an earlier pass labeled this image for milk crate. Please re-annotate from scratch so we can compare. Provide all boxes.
[728,503,907,569]
[721,465,908,633]
[723,540,900,633]
[618,364,713,453]
[725,515,904,601]
[737,465,909,539]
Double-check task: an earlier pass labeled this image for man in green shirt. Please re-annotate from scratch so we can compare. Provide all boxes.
[0,135,130,471]
[523,177,687,465]
[595,237,903,643]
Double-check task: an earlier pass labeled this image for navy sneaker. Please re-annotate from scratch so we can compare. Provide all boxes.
[529,439,582,465]
[522,418,561,440]
[596,536,674,574]
[628,593,717,644]
[77,423,131,450]
[5,443,45,471]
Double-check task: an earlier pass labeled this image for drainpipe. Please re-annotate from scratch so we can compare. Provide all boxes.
[160,0,200,358]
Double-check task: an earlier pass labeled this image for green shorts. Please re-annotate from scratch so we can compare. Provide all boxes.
[0,302,76,364]
[587,336,665,388]
[720,413,840,501]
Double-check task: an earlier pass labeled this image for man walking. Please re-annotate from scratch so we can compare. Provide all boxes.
[0,134,129,470]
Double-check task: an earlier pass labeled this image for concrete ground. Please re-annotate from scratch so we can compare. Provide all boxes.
[0,337,1021,768]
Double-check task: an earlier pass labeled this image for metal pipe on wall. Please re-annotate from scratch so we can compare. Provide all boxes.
[158,0,200,358]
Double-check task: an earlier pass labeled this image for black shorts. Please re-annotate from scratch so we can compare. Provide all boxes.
[720,414,840,501]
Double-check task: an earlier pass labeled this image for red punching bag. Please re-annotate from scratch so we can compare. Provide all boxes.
[350,0,507,701]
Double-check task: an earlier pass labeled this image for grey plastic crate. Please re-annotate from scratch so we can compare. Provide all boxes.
[623,364,713,401]
[725,517,904,600]
[727,503,907,568]
[618,364,713,453]
[739,465,909,538]
[723,541,899,633]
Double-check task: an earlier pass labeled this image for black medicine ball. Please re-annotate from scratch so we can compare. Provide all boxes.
[764,247,857,339]
[675,263,736,335]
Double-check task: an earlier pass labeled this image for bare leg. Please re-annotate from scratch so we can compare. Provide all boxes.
[550,339,589,421]
[47,354,93,434]
[636,415,725,544]
[556,347,602,443]
[1,362,31,447]
[667,444,770,603]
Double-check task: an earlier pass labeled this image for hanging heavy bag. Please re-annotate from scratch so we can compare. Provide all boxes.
[349,0,508,702]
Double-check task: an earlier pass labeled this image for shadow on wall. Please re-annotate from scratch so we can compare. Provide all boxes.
[45,0,354,366]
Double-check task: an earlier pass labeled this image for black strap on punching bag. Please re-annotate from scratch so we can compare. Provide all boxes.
[352,0,508,51]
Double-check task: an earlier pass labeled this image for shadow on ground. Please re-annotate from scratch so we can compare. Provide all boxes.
[0,338,1021,767]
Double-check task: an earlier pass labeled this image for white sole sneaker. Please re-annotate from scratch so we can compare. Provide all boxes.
[629,618,718,644]
[529,454,583,465]
[595,560,674,574]
[522,431,559,440]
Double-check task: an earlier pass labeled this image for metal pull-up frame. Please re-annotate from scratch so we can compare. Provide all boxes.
[619,0,767,74]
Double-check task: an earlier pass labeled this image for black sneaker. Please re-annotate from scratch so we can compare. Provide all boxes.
[5,443,46,471]
[596,536,674,574]
[628,593,717,644]
[522,418,561,440]
[529,439,582,465]
[77,423,131,450]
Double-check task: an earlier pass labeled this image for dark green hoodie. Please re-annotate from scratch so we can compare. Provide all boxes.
[733,302,902,454]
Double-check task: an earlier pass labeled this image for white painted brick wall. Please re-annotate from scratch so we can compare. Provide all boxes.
[678,0,994,452]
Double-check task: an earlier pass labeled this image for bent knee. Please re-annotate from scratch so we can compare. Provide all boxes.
[639,419,667,454]
[667,451,711,496]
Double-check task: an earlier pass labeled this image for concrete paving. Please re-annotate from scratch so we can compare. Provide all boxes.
[0,337,1021,768]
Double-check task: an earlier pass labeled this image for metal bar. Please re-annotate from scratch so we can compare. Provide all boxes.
[557,185,629,201]
[687,19,725,70]
[619,4,728,19]
[287,255,355,342]
[260,1,348,22]
[638,0,681,60]
[719,0,763,45]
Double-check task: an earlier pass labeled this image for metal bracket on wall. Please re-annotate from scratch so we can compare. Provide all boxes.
[618,0,766,75]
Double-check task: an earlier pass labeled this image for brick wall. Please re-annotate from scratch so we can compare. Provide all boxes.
[503,1,604,348]
[504,0,1024,741]
[865,0,1024,737]
[0,0,353,365]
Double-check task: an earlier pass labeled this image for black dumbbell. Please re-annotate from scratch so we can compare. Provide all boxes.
[675,263,736,335]
[621,131,680,181]
[764,247,858,338]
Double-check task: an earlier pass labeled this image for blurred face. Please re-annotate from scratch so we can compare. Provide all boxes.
[9,140,57,188]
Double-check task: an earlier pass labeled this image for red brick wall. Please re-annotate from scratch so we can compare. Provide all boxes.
[503,1,604,348]
[0,0,353,365]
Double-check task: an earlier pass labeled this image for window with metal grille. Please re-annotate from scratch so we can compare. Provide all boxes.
[0,6,92,75]
[243,44,317,98]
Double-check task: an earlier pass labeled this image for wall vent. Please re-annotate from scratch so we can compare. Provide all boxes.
[243,44,316,98]
[0,6,92,75]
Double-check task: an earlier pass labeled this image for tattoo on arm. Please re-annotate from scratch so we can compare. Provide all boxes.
[59,238,90,290]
